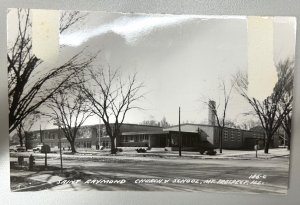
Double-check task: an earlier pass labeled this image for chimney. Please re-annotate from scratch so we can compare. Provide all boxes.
[208,100,216,126]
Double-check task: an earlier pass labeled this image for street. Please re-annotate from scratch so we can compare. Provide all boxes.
[10,151,289,194]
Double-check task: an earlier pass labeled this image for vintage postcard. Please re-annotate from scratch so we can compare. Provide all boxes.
[8,9,296,194]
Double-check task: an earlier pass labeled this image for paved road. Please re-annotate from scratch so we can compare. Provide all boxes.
[11,155,289,194]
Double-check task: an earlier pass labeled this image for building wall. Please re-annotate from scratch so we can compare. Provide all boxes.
[119,124,162,132]
[25,124,163,149]
[116,124,163,147]
[222,128,243,149]
[198,125,215,145]
[148,134,167,147]
[18,123,279,150]
[216,127,266,150]
[119,131,202,148]
[242,130,264,150]
[25,125,98,149]
[164,124,215,145]
[119,134,152,147]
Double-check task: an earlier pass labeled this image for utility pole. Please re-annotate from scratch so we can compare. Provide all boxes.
[283,131,286,147]
[99,117,101,149]
[58,126,63,173]
[179,107,182,157]
[219,129,223,154]
[54,122,63,173]
[255,139,258,158]
[40,124,43,144]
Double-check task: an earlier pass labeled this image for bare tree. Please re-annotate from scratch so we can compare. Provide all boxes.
[8,9,95,134]
[234,59,293,153]
[16,112,40,148]
[46,86,93,153]
[59,11,88,33]
[276,59,294,150]
[160,116,170,128]
[140,120,160,126]
[224,120,239,129]
[281,114,292,150]
[203,80,234,153]
[82,67,144,154]
[237,119,261,130]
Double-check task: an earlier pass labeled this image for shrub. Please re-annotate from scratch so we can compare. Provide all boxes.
[206,149,217,155]
[199,149,205,155]
[136,148,147,153]
[111,148,123,154]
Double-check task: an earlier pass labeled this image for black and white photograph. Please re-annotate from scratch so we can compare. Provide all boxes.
[7,8,296,194]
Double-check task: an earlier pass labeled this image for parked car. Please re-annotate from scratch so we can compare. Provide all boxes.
[16,146,26,152]
[33,145,43,152]
[9,146,18,152]
[199,141,215,155]
[33,144,51,153]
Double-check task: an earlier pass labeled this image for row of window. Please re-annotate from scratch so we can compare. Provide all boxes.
[75,141,92,148]
[101,141,110,147]
[35,130,94,140]
[44,142,92,149]
[223,130,242,142]
[169,135,199,147]
[120,135,149,143]
[223,130,265,142]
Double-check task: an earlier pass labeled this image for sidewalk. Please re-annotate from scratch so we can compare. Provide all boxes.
[210,148,290,159]
[11,168,70,192]
[10,148,290,162]
[121,148,290,160]
[10,148,290,192]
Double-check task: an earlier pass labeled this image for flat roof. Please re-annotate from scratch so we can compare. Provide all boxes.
[30,122,265,135]
[164,123,265,134]
[121,130,200,136]
[31,123,162,132]
[121,131,167,136]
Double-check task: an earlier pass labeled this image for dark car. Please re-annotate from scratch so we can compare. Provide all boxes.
[16,146,26,152]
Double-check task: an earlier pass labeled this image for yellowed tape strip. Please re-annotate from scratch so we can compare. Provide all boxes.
[32,9,59,63]
[247,16,277,101]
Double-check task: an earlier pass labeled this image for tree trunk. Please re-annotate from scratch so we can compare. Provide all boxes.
[219,128,223,154]
[264,142,269,154]
[24,133,28,150]
[17,126,24,147]
[287,132,291,150]
[70,141,76,153]
[19,135,23,147]
[45,152,48,169]
[264,133,271,154]
[110,136,117,154]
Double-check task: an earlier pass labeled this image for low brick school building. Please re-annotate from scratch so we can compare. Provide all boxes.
[19,123,279,151]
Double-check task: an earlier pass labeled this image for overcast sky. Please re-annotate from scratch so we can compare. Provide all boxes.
[8,10,297,130]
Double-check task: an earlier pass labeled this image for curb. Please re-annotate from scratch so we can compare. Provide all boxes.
[10,152,290,162]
